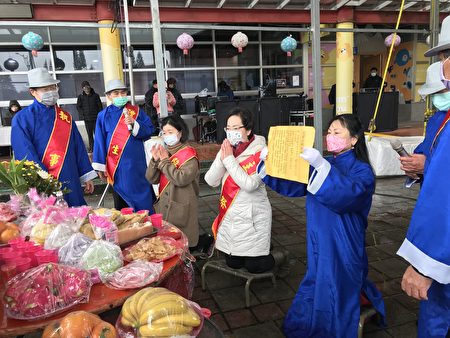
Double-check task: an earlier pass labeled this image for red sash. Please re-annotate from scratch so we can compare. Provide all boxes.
[41,106,72,179]
[106,104,139,184]
[159,146,198,195]
[431,109,450,151]
[211,151,261,239]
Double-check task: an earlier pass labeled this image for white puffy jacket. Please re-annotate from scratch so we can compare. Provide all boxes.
[205,135,272,257]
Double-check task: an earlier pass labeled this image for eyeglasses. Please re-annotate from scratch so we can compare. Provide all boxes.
[224,126,244,132]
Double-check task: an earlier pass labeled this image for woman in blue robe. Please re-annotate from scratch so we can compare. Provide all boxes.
[92,79,156,212]
[258,114,385,338]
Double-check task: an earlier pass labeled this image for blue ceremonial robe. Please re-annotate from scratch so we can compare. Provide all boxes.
[397,111,450,338]
[413,110,446,180]
[11,100,96,207]
[92,104,155,212]
[259,150,385,338]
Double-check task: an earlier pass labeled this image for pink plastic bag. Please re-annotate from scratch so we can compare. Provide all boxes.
[104,260,163,290]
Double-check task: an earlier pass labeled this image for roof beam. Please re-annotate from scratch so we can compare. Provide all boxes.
[277,0,291,9]
[217,0,226,8]
[248,0,259,9]
[347,0,368,5]
[330,0,352,10]
[400,1,417,10]
[373,1,392,10]
[184,0,192,8]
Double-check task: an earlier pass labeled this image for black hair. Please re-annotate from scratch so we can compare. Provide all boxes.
[327,114,372,167]
[441,49,450,58]
[167,78,176,85]
[218,80,230,91]
[152,79,157,85]
[160,114,189,143]
[370,67,378,72]
[226,107,254,138]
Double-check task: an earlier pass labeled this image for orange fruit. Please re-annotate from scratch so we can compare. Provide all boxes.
[0,221,6,233]
[1,228,20,244]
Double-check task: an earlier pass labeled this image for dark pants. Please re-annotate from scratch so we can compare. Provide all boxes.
[225,254,275,274]
[112,189,129,210]
[84,119,96,152]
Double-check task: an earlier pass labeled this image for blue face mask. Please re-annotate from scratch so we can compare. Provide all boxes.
[112,96,128,107]
[432,92,450,111]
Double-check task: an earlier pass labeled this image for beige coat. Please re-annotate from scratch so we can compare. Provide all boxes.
[145,143,200,247]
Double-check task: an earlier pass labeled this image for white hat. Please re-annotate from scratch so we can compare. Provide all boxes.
[105,79,128,94]
[27,68,59,88]
[425,16,450,57]
[418,62,446,96]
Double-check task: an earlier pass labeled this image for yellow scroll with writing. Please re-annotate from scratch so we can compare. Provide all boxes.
[266,126,316,184]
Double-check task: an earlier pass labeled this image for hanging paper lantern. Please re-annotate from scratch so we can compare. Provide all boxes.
[426,35,431,46]
[22,32,44,57]
[281,35,297,57]
[231,32,248,53]
[3,58,19,72]
[384,33,401,48]
[176,33,194,55]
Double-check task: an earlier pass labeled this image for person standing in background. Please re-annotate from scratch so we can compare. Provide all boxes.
[167,77,185,115]
[76,81,103,152]
[363,67,383,89]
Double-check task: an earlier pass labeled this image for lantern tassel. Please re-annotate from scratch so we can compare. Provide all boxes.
[183,49,188,55]
[287,51,292,57]
[32,50,38,57]
[238,47,243,53]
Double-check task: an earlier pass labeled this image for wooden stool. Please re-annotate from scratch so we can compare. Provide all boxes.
[201,259,276,307]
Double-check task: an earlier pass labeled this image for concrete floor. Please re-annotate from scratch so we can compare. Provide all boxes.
[84,176,421,338]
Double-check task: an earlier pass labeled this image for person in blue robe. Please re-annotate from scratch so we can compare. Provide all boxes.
[11,68,96,207]
[397,61,450,337]
[258,114,385,338]
[92,79,156,212]
[400,62,448,184]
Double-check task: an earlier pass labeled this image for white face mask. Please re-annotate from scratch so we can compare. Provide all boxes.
[226,130,243,146]
[371,72,377,77]
[163,133,179,146]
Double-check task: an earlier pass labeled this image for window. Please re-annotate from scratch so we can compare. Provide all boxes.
[0,48,51,72]
[215,30,258,42]
[167,70,215,94]
[57,73,105,99]
[54,48,103,71]
[0,74,30,101]
[123,48,154,69]
[165,44,213,68]
[50,27,100,44]
[217,69,260,91]
[262,67,303,88]
[262,44,302,66]
[216,44,259,67]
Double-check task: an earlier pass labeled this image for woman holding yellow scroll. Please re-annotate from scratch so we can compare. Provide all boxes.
[258,114,385,338]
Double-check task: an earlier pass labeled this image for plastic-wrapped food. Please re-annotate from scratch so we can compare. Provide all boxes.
[89,214,119,244]
[80,240,123,280]
[58,233,94,266]
[0,202,17,222]
[104,260,163,290]
[123,236,184,263]
[116,287,204,338]
[44,206,90,250]
[42,311,117,338]
[3,263,91,320]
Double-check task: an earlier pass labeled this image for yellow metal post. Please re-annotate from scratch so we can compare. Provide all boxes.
[335,22,354,115]
[98,20,123,89]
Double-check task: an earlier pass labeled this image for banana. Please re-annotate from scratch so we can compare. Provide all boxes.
[138,323,192,337]
[151,307,201,328]
[138,299,188,326]
[121,296,137,326]
[120,315,135,328]
[136,288,174,315]
[138,292,184,319]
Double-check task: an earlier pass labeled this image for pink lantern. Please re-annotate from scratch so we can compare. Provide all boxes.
[176,33,194,55]
[384,33,401,47]
[231,32,248,53]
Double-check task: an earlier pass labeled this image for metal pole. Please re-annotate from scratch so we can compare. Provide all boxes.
[150,0,169,118]
[47,27,57,79]
[123,0,135,105]
[429,0,439,64]
[311,0,323,153]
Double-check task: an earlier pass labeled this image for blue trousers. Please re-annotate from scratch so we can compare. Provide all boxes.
[418,282,450,338]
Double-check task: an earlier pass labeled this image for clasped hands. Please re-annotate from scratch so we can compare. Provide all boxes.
[151,144,170,161]
[220,139,234,161]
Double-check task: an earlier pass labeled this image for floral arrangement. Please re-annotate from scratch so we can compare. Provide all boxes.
[0,157,66,196]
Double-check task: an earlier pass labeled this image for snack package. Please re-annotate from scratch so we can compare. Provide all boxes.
[3,263,91,320]
[79,240,123,280]
[58,233,94,267]
[123,236,183,263]
[44,207,91,250]
[116,287,204,338]
[89,214,119,244]
[42,311,117,338]
[104,260,163,290]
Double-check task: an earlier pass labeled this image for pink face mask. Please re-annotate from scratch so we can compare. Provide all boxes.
[326,134,350,153]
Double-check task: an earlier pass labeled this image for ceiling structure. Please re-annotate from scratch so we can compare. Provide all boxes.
[130,0,450,12]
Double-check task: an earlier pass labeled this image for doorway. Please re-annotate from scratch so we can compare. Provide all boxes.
[360,55,382,87]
